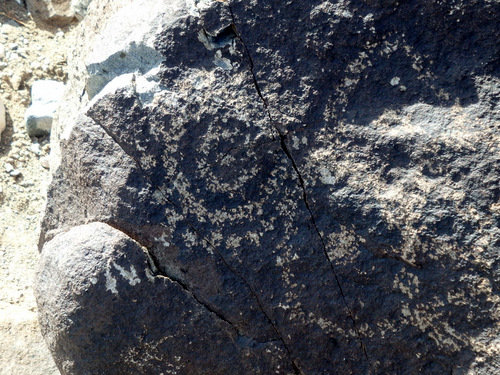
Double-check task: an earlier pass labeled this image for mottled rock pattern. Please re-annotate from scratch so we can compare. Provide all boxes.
[37,0,500,374]
[36,222,291,374]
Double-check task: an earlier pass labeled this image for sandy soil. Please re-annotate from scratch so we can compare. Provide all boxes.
[0,2,75,374]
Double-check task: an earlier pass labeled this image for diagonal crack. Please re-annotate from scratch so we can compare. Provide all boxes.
[105,221,241,334]
[227,3,371,366]
[109,220,284,348]
[89,112,298,366]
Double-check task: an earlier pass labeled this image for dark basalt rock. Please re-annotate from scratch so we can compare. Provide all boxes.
[36,0,500,374]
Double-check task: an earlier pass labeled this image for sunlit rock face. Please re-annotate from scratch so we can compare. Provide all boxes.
[36,0,500,374]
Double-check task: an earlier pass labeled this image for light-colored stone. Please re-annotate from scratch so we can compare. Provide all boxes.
[40,156,50,169]
[49,0,182,171]
[83,0,166,99]
[26,0,93,26]
[10,169,21,177]
[71,0,93,20]
[10,74,22,90]
[0,21,21,35]
[4,163,14,173]
[25,80,65,137]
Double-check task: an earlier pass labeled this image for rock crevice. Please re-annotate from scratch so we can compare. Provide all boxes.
[228,2,370,364]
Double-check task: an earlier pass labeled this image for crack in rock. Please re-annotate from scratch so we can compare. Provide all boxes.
[106,221,280,346]
[89,110,292,349]
[227,3,371,366]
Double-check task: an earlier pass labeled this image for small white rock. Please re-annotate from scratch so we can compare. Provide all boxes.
[30,61,41,69]
[31,143,41,155]
[25,80,65,136]
[0,21,20,35]
[390,77,400,86]
[10,169,21,177]
[40,156,50,169]
[10,74,22,90]
[5,163,14,173]
[8,52,19,61]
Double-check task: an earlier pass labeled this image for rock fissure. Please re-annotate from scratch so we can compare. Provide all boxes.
[91,114,298,352]
[106,217,279,346]
[227,3,371,365]
[190,231,302,375]
[145,247,245,337]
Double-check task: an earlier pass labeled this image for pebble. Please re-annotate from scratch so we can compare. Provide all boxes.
[40,156,50,169]
[30,143,41,155]
[10,169,22,177]
[5,163,14,173]
[11,74,22,90]
[0,21,20,35]
[0,44,5,59]
[8,52,20,61]
[30,61,41,69]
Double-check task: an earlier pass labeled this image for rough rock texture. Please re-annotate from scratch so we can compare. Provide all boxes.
[37,0,500,374]
[36,222,290,374]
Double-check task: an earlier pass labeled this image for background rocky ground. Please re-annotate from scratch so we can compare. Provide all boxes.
[0,1,73,373]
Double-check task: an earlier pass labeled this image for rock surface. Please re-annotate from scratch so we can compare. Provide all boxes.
[37,0,500,374]
[36,222,292,374]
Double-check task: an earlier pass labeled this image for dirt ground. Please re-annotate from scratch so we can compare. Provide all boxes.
[0,2,75,374]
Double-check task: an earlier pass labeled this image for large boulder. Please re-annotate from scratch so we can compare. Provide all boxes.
[36,0,500,374]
